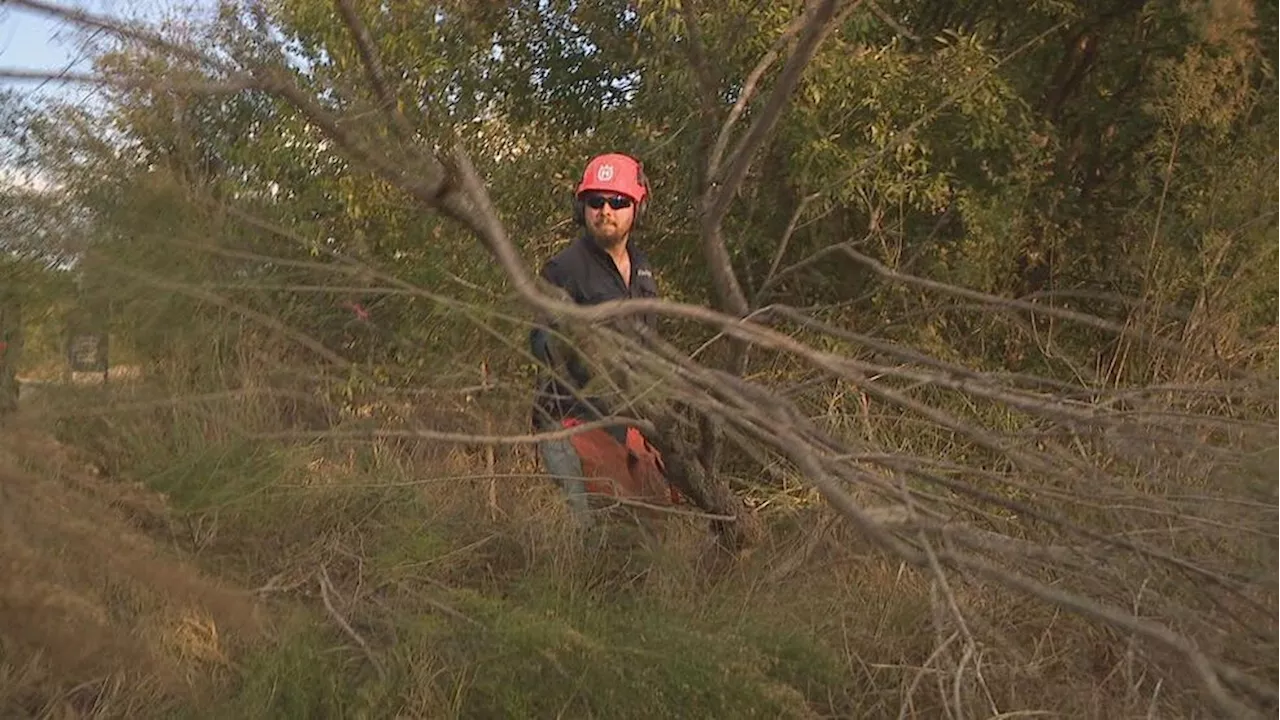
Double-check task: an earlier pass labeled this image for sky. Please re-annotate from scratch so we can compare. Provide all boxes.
[0,0,215,106]
[0,1,217,189]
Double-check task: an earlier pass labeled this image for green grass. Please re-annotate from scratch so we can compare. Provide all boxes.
[210,619,368,719]
[26,384,1267,720]
[41,408,891,719]
[186,580,863,720]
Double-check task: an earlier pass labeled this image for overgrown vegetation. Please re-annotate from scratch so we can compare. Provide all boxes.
[1,0,1275,718]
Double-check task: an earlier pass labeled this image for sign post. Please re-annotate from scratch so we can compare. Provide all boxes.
[0,298,20,414]
[67,330,109,383]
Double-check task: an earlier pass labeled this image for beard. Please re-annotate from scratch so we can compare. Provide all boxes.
[589,218,628,247]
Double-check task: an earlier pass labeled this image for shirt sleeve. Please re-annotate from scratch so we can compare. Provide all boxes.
[532,256,593,388]
[529,260,557,365]
[535,257,570,327]
[530,257,572,369]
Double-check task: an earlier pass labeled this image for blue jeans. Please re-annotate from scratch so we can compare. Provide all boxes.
[536,417,593,527]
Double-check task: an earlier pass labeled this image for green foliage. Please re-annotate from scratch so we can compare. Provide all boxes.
[11,0,1272,391]
[1,4,1274,717]
[204,564,854,719]
[421,589,841,718]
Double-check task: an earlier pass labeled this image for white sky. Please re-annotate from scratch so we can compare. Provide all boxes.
[0,1,219,191]
[0,0,217,105]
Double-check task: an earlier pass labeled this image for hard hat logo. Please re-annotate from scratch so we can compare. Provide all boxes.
[576,152,648,205]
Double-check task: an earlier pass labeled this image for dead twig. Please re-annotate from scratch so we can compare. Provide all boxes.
[0,68,257,93]
[317,564,386,683]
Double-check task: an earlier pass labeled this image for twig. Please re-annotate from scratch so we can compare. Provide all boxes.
[333,0,418,141]
[9,0,232,71]
[99,261,354,369]
[22,2,1275,713]
[257,416,654,446]
[840,246,1241,375]
[753,192,826,303]
[866,0,919,42]
[932,550,1271,719]
[0,68,257,94]
[706,6,811,178]
[317,565,386,683]
[586,493,740,522]
[707,0,849,225]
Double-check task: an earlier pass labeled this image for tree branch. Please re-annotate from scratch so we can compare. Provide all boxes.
[332,0,418,141]
[706,7,810,179]
[754,190,823,302]
[20,4,1275,712]
[678,0,725,192]
[0,68,258,94]
[9,0,232,72]
[707,0,851,225]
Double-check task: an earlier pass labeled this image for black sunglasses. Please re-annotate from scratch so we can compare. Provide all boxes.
[582,193,634,210]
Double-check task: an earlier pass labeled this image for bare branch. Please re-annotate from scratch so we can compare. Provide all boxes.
[707,0,851,225]
[332,0,418,140]
[866,0,920,42]
[706,7,810,178]
[933,551,1268,720]
[754,191,828,302]
[0,68,258,94]
[318,565,386,683]
[674,1,856,322]
[257,416,654,447]
[100,261,354,370]
[8,0,232,72]
[839,246,1261,380]
[709,0,863,183]
[678,0,723,143]
[17,4,1275,714]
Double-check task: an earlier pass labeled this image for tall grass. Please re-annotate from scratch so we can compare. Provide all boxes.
[6,349,1268,719]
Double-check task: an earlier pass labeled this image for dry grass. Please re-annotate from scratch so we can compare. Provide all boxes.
[1,0,1275,715]
[3,297,1274,718]
[3,377,1269,718]
[0,421,264,719]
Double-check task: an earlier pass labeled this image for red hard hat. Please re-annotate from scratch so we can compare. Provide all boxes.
[575,153,648,204]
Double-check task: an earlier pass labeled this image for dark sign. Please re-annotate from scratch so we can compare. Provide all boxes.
[68,332,109,373]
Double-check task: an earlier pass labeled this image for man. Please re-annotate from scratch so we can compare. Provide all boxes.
[529,152,674,526]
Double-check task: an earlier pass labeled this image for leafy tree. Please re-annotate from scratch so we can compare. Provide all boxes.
[1,1,1274,711]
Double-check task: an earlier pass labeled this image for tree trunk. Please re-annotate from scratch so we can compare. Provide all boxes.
[643,406,763,551]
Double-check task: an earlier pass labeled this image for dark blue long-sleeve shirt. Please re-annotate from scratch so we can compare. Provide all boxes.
[530,233,660,427]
